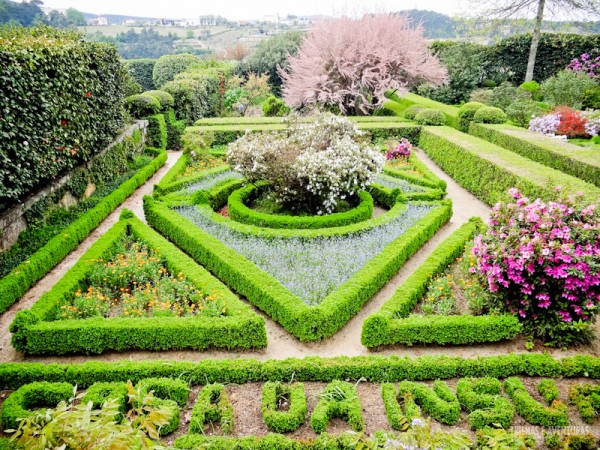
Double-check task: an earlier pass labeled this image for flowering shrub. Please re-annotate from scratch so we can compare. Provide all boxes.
[568,53,600,82]
[386,139,412,160]
[227,113,385,214]
[528,107,597,139]
[472,188,600,347]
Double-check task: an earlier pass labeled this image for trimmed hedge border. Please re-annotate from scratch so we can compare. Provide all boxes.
[144,196,452,341]
[309,380,363,433]
[384,91,460,129]
[399,380,460,425]
[504,377,569,427]
[190,383,234,435]
[418,126,600,205]
[2,354,600,389]
[9,211,267,355]
[456,377,515,430]
[154,163,232,197]
[361,219,521,348]
[228,184,374,229]
[261,382,307,433]
[0,149,167,315]
[194,116,407,126]
[469,122,600,189]
[381,383,420,430]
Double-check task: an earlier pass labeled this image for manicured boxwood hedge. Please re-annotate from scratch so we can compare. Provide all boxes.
[418,126,600,205]
[361,219,521,347]
[190,383,234,435]
[384,91,459,129]
[504,378,569,427]
[469,123,600,189]
[456,377,515,430]
[310,380,363,433]
[228,184,374,229]
[123,58,156,91]
[261,382,307,433]
[0,149,167,315]
[9,211,266,355]
[0,26,125,207]
[154,163,232,197]
[145,195,452,341]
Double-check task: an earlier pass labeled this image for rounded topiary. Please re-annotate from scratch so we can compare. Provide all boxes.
[472,106,507,124]
[404,105,426,121]
[152,53,200,88]
[125,93,161,118]
[262,95,290,117]
[414,108,446,126]
[145,90,175,112]
[457,101,486,131]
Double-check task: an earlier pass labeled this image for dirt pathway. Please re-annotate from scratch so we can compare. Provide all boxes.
[2,148,597,364]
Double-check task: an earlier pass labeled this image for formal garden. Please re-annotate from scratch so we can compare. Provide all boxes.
[0,11,600,450]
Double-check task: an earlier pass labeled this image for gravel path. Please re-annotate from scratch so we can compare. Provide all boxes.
[2,148,598,364]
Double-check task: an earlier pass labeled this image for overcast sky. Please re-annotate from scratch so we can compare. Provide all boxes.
[39,0,470,20]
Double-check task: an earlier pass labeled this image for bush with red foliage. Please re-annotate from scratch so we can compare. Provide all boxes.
[554,106,589,138]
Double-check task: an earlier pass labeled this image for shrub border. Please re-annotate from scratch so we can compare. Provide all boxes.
[144,195,452,341]
[361,219,521,347]
[0,149,167,315]
[9,211,266,355]
[261,382,307,433]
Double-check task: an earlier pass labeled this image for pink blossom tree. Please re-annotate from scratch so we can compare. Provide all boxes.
[279,14,447,115]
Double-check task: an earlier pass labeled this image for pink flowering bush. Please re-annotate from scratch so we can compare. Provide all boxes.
[472,188,600,347]
[385,138,412,160]
[568,53,600,82]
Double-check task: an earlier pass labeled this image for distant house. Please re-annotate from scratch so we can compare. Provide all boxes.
[87,16,108,26]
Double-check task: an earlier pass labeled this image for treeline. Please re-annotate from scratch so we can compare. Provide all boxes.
[0,0,85,27]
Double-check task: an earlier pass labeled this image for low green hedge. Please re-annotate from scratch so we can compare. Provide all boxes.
[82,381,128,413]
[384,91,460,129]
[456,377,515,430]
[194,116,407,126]
[310,380,363,433]
[568,383,600,424]
[0,150,167,315]
[457,102,486,132]
[418,126,600,204]
[145,196,452,341]
[146,114,167,150]
[361,219,521,347]
[261,382,307,433]
[228,184,374,229]
[504,378,569,427]
[9,212,267,355]
[153,164,232,197]
[1,381,73,430]
[383,154,447,192]
[196,178,245,210]
[399,380,460,425]
[469,123,600,189]
[138,377,190,407]
[381,383,420,430]
[155,399,180,436]
[2,354,600,390]
[189,383,234,435]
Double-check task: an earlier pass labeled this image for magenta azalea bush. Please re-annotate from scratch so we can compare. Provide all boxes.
[472,188,600,346]
[568,53,600,81]
[386,138,412,160]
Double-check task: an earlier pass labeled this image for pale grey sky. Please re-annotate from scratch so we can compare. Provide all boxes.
[40,0,469,20]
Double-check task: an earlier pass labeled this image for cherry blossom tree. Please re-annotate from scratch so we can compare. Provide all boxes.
[279,14,447,115]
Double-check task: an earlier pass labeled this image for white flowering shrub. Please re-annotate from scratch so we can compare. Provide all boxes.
[226,113,385,214]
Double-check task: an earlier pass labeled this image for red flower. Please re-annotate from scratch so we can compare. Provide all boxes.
[61,119,67,126]
[86,92,91,98]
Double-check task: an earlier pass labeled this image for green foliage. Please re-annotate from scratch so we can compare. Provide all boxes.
[519,80,541,100]
[583,85,600,109]
[144,195,452,341]
[568,383,600,424]
[261,382,306,433]
[138,378,190,407]
[385,91,460,129]
[0,26,125,207]
[8,212,266,355]
[475,428,536,450]
[262,95,290,117]
[361,219,521,348]
[146,114,168,150]
[1,382,74,431]
[505,99,543,128]
[123,58,156,91]
[418,126,600,205]
[228,185,374,229]
[82,382,128,413]
[310,380,363,433]
[414,109,446,126]
[242,31,303,91]
[457,102,486,132]
[145,90,175,112]
[469,123,600,189]
[190,383,234,434]
[0,0,43,26]
[541,70,598,109]
[381,383,421,430]
[125,93,161,118]
[456,378,514,430]
[162,69,222,124]
[152,53,200,88]
[182,127,215,155]
[473,106,507,124]
[165,109,186,150]
[0,150,167,316]
[504,378,569,427]
[488,82,522,111]
[469,88,494,105]
[398,380,460,426]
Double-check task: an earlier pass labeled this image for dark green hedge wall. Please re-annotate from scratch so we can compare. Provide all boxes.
[123,58,156,91]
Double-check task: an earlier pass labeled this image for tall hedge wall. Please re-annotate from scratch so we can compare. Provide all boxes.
[0,26,125,210]
[123,58,156,91]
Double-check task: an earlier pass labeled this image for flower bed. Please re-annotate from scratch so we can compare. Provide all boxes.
[9,211,266,355]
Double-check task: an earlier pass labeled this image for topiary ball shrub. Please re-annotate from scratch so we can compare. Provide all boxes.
[472,106,507,124]
[414,109,446,126]
[457,102,486,131]
[262,95,290,117]
[125,94,161,118]
[404,105,426,121]
[152,53,200,88]
[145,90,175,112]
[519,80,542,100]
